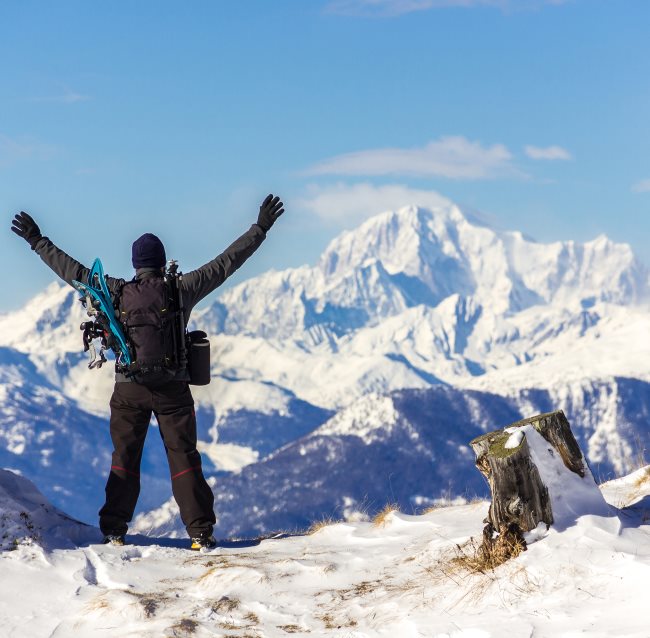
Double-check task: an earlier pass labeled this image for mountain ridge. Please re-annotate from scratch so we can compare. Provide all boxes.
[1,198,649,530]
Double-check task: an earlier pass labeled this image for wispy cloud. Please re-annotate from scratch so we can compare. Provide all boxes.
[0,133,57,168]
[305,136,522,180]
[632,179,650,193]
[27,91,91,104]
[297,182,453,225]
[524,145,572,161]
[325,0,570,17]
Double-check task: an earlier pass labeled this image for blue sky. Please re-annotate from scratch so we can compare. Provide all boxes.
[1,0,649,311]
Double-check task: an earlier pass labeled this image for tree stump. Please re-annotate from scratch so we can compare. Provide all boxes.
[469,410,589,561]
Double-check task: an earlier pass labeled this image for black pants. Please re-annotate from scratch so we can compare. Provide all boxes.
[98,380,216,538]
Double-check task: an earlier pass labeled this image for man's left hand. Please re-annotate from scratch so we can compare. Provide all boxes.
[257,194,284,233]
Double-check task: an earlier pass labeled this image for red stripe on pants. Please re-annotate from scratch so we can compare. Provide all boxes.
[171,465,201,480]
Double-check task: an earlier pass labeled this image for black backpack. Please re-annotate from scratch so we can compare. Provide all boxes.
[118,275,184,385]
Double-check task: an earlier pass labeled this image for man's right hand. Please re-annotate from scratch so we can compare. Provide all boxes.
[11,211,42,248]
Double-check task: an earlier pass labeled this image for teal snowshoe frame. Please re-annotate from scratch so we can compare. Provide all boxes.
[73,258,133,369]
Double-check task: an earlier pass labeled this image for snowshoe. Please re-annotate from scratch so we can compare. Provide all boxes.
[73,258,133,370]
[190,535,217,551]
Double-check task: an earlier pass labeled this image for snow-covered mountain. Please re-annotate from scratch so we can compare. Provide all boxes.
[201,204,649,343]
[5,201,649,410]
[172,204,649,420]
[1,196,649,531]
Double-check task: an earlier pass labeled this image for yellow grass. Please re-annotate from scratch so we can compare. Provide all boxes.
[451,524,526,573]
[372,503,399,527]
[634,466,650,488]
[308,517,337,534]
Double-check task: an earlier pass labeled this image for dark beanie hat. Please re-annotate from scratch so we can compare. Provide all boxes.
[132,233,166,269]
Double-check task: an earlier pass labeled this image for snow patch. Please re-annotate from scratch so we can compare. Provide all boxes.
[317,393,399,442]
[197,441,259,473]
[503,427,524,449]
[521,424,611,527]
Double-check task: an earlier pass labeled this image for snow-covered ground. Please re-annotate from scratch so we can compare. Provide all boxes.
[2,463,649,637]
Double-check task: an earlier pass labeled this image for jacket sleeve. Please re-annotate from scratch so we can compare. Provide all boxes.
[180,224,266,310]
[32,236,124,295]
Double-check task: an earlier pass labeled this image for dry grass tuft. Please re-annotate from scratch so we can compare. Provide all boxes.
[211,596,240,615]
[308,517,337,534]
[244,611,260,624]
[193,555,233,578]
[334,579,381,601]
[634,466,650,488]
[83,593,111,613]
[168,618,198,636]
[372,503,399,527]
[353,580,377,596]
[319,613,336,629]
[318,613,358,630]
[137,595,163,618]
[422,501,457,514]
[452,523,526,573]
[422,503,442,514]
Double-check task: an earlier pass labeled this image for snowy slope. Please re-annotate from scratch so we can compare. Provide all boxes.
[135,380,650,539]
[0,468,97,551]
[1,465,649,637]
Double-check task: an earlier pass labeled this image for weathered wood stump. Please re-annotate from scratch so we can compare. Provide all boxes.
[469,410,588,560]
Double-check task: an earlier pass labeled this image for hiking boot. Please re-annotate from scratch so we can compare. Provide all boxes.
[190,535,217,551]
[102,534,126,546]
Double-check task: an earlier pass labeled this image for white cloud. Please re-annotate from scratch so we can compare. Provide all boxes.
[0,134,57,168]
[325,0,569,17]
[632,179,650,193]
[524,145,572,161]
[28,91,90,104]
[55,92,90,104]
[305,136,522,180]
[297,182,453,225]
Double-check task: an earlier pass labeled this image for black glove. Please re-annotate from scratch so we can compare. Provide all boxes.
[256,194,284,233]
[11,211,42,249]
